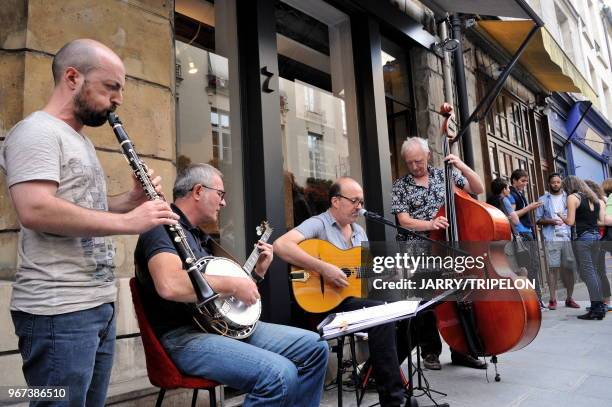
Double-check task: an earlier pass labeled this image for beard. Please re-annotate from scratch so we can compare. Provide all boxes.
[550,185,561,193]
[73,87,112,127]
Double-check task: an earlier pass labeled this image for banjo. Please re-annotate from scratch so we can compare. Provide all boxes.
[191,221,273,339]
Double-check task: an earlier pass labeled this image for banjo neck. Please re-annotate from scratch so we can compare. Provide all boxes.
[243,222,273,275]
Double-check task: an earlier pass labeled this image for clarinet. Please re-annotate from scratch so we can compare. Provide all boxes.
[107,112,218,306]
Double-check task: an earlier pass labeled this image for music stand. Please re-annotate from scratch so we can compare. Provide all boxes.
[319,289,457,407]
[319,302,419,407]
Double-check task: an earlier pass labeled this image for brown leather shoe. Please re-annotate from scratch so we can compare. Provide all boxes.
[565,298,580,308]
[451,353,487,369]
[548,300,557,310]
[422,354,441,370]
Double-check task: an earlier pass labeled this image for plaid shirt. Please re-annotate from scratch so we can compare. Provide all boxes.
[391,166,466,241]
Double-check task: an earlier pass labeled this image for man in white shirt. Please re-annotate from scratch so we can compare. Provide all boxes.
[536,173,579,310]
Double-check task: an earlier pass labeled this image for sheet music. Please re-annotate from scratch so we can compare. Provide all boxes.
[318,300,420,337]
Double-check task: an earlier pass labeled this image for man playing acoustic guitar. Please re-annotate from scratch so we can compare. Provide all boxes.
[274,177,410,407]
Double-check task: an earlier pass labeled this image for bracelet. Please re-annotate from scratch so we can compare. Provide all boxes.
[251,270,264,283]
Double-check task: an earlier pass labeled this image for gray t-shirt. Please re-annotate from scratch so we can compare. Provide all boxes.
[295,210,368,248]
[0,111,116,315]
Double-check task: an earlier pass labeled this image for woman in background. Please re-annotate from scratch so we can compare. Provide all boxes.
[584,179,607,234]
[558,176,606,320]
[597,178,612,312]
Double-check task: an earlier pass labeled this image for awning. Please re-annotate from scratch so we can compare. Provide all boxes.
[419,0,533,19]
[477,20,598,105]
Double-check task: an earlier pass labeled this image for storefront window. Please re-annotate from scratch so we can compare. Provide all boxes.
[553,135,568,176]
[276,0,361,228]
[380,36,416,181]
[175,0,245,258]
[480,78,548,200]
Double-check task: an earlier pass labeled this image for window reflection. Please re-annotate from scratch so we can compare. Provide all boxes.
[277,0,361,228]
[381,36,415,182]
[176,42,230,175]
[174,0,244,258]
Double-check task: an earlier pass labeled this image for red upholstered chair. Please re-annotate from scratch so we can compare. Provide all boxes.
[129,278,220,407]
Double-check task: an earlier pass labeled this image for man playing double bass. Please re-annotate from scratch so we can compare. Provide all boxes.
[390,133,486,371]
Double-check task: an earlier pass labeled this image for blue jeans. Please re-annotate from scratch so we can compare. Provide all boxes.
[519,232,543,300]
[11,303,116,407]
[161,322,329,407]
[574,231,603,302]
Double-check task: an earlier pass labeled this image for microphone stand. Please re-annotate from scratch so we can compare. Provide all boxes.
[360,209,418,239]
[359,209,469,257]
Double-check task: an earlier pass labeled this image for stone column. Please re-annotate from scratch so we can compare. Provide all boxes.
[410,46,448,165]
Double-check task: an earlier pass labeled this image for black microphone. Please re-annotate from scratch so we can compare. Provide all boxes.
[358,208,412,236]
[358,208,384,220]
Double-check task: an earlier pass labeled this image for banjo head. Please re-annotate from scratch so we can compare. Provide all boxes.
[202,257,262,326]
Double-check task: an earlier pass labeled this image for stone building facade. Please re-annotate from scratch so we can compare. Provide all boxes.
[1,0,601,405]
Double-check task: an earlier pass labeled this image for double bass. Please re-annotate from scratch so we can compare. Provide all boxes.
[431,103,541,365]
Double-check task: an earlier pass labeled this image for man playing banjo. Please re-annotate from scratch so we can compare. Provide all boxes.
[134,163,329,407]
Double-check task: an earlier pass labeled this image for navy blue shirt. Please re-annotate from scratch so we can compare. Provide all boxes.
[509,186,533,232]
[134,204,213,337]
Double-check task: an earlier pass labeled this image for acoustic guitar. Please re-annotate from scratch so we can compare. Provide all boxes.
[289,239,368,313]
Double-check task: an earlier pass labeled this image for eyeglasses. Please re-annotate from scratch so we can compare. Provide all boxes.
[336,194,364,206]
[193,184,226,200]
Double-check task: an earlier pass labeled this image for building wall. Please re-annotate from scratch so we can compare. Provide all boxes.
[464,40,539,183]
[577,0,612,119]
[529,0,612,121]
[0,0,176,400]
[410,46,449,164]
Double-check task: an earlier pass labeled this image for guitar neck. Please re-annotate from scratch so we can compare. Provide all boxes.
[292,266,392,279]
[349,267,397,279]
[243,227,273,273]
